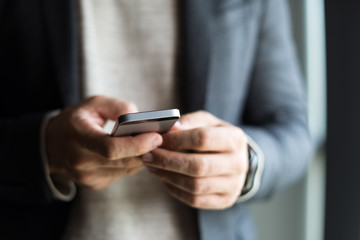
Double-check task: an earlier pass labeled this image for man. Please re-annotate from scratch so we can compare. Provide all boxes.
[0,0,312,239]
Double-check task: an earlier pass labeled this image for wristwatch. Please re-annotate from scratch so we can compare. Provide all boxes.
[237,139,264,203]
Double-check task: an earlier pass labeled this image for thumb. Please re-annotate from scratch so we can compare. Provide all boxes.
[178,111,225,129]
[84,96,138,121]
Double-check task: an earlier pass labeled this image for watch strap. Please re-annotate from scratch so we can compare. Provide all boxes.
[236,136,264,203]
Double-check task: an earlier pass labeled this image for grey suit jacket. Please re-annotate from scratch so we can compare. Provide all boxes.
[184,0,312,239]
[0,0,312,239]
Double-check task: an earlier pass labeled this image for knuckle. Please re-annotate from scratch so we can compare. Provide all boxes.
[211,195,235,210]
[99,140,118,160]
[191,179,208,194]
[232,176,243,192]
[192,128,211,149]
[73,171,95,185]
[230,155,244,174]
[120,157,136,167]
[132,142,146,156]
[71,158,90,170]
[232,148,249,174]
[190,158,208,176]
[188,195,203,208]
[224,195,237,208]
[240,155,250,174]
[87,95,103,104]
[232,128,247,149]
[68,114,81,135]
[91,177,117,190]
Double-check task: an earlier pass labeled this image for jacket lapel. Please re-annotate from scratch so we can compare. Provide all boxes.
[42,0,80,107]
[181,0,213,113]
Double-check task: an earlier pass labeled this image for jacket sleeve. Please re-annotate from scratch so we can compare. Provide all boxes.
[242,0,313,200]
[0,113,55,203]
[0,1,79,204]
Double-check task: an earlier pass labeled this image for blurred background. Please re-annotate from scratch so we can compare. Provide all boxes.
[249,1,360,239]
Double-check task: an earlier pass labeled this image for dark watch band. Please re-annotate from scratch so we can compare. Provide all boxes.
[241,145,259,196]
[236,138,264,203]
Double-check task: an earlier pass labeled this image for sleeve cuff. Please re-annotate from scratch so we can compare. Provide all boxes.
[40,110,76,202]
[236,135,264,203]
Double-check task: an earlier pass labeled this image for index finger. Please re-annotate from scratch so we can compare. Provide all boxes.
[162,126,247,152]
[143,148,246,177]
[79,131,163,160]
[176,111,227,130]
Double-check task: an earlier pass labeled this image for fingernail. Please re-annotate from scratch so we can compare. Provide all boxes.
[142,153,153,162]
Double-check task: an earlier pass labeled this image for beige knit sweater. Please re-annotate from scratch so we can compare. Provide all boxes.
[62,1,198,239]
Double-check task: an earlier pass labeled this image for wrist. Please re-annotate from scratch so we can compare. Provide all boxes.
[41,110,76,201]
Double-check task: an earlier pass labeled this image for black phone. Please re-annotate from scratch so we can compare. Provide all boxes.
[110,109,180,137]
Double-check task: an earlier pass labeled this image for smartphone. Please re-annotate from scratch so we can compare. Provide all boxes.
[110,109,180,137]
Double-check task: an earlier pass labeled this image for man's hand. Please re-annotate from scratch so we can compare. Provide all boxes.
[142,111,249,210]
[46,96,163,190]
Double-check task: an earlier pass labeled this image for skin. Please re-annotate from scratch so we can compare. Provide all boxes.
[46,96,163,190]
[46,96,249,209]
[143,111,249,210]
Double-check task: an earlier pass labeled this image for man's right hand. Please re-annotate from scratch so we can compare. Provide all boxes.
[45,96,163,190]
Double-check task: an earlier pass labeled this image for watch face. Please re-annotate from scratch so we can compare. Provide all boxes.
[237,138,264,203]
[241,145,258,195]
